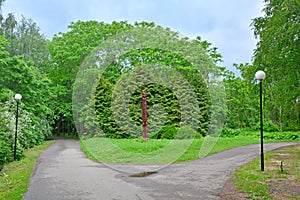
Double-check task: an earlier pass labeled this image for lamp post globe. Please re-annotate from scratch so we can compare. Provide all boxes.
[255,70,266,82]
[14,94,22,161]
[14,94,22,101]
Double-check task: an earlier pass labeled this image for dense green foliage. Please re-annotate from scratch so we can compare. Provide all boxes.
[225,0,300,130]
[0,35,53,169]
[0,2,54,170]
[223,65,259,129]
[47,20,133,125]
[220,126,300,141]
[52,21,222,139]
[1,16,49,69]
[94,46,211,138]
[151,126,178,139]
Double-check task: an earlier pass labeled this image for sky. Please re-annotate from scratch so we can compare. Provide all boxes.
[2,0,265,73]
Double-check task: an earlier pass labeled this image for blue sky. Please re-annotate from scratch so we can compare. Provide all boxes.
[2,0,264,73]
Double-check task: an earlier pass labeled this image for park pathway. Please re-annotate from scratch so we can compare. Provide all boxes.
[23,139,299,200]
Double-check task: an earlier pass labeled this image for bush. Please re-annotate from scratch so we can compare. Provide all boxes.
[254,121,280,132]
[0,133,24,170]
[151,126,178,139]
[0,91,48,170]
[263,132,300,141]
[176,126,201,139]
[221,127,241,137]
[283,121,300,132]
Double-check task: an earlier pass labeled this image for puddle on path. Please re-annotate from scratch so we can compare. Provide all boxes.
[129,171,158,177]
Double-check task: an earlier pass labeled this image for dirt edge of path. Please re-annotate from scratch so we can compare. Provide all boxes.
[219,178,249,200]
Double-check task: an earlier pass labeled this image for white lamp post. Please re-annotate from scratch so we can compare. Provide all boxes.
[255,71,266,171]
[14,94,22,161]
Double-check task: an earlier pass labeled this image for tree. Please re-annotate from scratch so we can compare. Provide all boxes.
[47,21,134,132]
[251,0,300,130]
[1,16,49,69]
[0,0,49,70]
[8,17,49,69]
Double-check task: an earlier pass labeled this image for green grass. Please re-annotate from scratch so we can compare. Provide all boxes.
[0,141,54,200]
[80,130,300,164]
[80,136,264,164]
[233,145,300,200]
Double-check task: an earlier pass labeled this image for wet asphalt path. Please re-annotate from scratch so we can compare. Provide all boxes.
[23,139,299,200]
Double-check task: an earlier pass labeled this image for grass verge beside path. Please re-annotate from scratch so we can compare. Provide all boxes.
[233,145,300,200]
[81,137,264,164]
[0,141,54,200]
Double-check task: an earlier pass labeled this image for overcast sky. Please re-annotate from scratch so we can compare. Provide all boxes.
[2,0,264,73]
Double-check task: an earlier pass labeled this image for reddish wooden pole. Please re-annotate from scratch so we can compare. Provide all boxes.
[142,90,149,139]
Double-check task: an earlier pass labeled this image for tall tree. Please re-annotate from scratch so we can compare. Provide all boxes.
[0,15,49,69]
[251,0,300,130]
[47,21,134,131]
[8,17,49,68]
[0,0,49,70]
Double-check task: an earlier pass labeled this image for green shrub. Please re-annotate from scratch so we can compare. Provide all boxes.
[151,126,178,139]
[283,121,300,132]
[135,137,149,143]
[221,127,241,137]
[254,121,280,132]
[263,132,300,141]
[195,132,202,139]
[0,133,24,170]
[0,92,47,170]
[176,126,201,139]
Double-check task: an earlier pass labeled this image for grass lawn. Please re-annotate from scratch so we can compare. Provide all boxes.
[0,141,54,200]
[80,136,283,164]
[233,145,300,200]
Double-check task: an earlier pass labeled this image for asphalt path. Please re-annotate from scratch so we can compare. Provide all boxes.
[23,139,299,200]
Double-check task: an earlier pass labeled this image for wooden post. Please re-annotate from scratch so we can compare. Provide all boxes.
[142,90,149,139]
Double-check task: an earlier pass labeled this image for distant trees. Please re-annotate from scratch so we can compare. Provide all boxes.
[223,0,300,131]
[0,5,49,69]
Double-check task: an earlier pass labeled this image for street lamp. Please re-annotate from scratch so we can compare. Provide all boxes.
[255,70,266,171]
[14,94,22,161]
